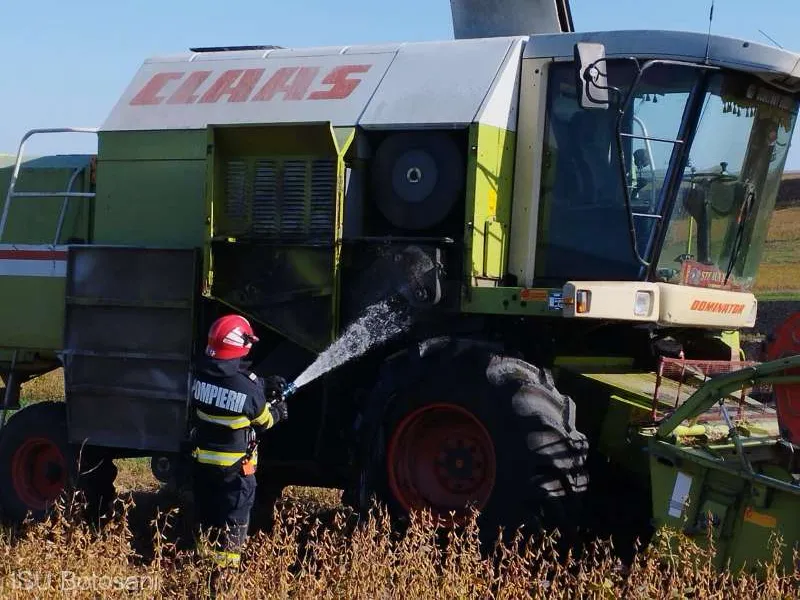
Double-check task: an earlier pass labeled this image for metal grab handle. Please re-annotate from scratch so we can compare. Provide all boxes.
[630,116,658,211]
[0,127,98,242]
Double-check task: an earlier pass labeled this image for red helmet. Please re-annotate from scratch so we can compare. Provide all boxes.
[205,315,259,360]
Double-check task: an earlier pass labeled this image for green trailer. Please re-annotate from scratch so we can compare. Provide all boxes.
[2,0,800,570]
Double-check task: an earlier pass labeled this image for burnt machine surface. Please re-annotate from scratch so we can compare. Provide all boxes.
[62,246,199,453]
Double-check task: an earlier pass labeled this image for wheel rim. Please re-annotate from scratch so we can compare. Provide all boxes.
[387,403,496,520]
[11,437,68,510]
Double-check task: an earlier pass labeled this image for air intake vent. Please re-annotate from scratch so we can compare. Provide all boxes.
[282,160,308,239]
[310,159,336,239]
[220,156,338,242]
[224,160,248,219]
[252,160,278,235]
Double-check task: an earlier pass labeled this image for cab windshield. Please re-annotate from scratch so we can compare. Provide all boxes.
[655,74,797,292]
[534,60,799,291]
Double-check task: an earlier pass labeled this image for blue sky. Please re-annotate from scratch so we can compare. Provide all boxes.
[1,0,798,169]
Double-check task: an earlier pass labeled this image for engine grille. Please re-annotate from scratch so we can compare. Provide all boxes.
[224,160,248,220]
[252,160,278,236]
[223,157,337,242]
[310,159,336,238]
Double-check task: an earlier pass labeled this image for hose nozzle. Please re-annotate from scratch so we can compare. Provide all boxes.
[282,381,297,400]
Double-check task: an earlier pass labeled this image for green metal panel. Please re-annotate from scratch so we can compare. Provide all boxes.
[649,442,800,574]
[97,130,208,161]
[560,368,657,476]
[93,130,208,247]
[461,286,560,315]
[0,156,93,357]
[0,277,66,350]
[457,123,570,317]
[94,161,207,247]
[463,122,516,288]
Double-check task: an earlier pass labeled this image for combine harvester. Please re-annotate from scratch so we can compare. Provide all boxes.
[2,0,800,572]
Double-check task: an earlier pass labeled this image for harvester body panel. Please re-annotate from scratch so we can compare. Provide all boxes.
[62,245,198,453]
[0,154,94,353]
[100,37,521,133]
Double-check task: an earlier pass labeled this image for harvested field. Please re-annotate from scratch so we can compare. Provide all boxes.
[755,205,800,297]
[758,173,800,296]
[1,491,798,599]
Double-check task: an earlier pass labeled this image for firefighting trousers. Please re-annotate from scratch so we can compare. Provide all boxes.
[192,461,256,568]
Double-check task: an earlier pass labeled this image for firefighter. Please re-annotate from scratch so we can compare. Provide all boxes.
[189,314,289,569]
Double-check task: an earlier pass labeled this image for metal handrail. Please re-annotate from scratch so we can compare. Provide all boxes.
[631,115,657,209]
[0,127,98,242]
[54,167,85,245]
[655,354,800,438]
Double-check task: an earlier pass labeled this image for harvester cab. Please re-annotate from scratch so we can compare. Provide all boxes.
[2,0,800,577]
[515,37,795,333]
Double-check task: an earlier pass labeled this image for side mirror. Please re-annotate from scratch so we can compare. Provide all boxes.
[574,42,609,110]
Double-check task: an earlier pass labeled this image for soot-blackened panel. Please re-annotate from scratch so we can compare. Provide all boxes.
[63,246,198,453]
[211,241,334,353]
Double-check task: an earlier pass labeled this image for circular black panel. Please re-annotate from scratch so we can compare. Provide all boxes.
[371,131,464,231]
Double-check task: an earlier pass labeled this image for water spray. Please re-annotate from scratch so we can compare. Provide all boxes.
[274,248,440,400]
[275,298,414,402]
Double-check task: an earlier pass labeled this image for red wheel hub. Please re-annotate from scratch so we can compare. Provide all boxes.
[387,403,496,520]
[11,437,68,510]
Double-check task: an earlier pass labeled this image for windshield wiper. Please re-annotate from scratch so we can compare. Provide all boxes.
[724,182,756,285]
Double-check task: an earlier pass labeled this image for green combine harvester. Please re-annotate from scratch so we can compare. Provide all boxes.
[2,0,800,574]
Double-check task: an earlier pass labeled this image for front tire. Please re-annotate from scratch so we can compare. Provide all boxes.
[376,349,590,546]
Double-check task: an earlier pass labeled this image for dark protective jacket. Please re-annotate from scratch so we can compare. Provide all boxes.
[189,355,283,468]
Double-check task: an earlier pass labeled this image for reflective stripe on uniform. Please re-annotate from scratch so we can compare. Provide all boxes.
[192,447,259,467]
[212,550,241,568]
[196,541,242,568]
[196,409,251,429]
[251,404,274,428]
[192,448,247,466]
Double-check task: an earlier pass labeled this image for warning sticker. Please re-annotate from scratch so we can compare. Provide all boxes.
[548,291,564,311]
[520,288,548,302]
[668,471,693,518]
[743,506,777,528]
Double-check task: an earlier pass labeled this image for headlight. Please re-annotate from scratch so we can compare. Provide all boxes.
[634,290,654,317]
